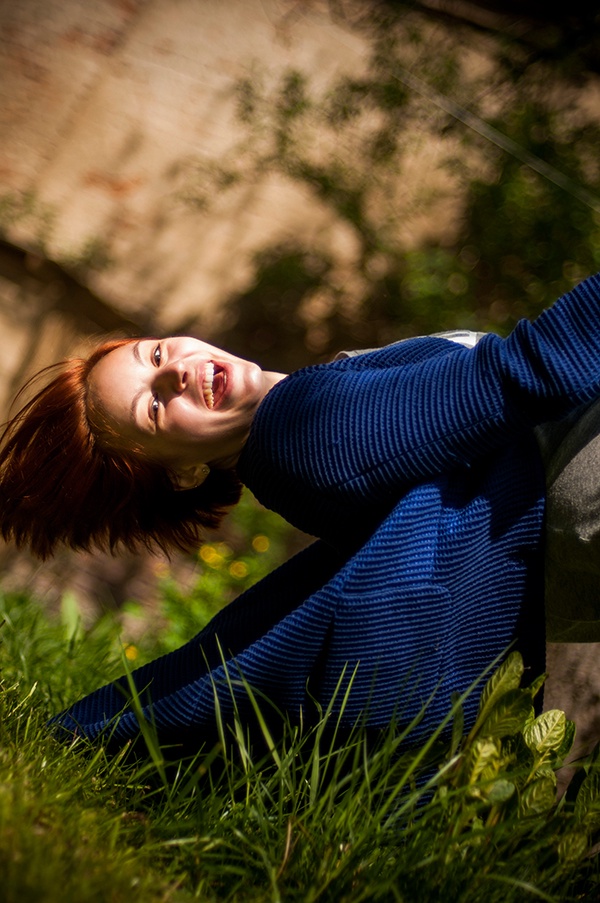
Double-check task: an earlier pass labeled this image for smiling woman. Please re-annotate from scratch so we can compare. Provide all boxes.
[0,336,258,557]
[87,337,285,489]
[5,273,600,757]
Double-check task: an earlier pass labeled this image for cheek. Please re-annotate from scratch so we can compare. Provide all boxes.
[163,406,205,446]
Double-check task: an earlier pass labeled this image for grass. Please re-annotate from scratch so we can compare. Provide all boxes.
[2,578,600,901]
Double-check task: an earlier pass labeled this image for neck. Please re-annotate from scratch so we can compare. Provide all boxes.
[262,370,287,395]
[213,370,287,470]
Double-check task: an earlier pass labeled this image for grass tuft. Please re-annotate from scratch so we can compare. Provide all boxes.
[2,589,600,902]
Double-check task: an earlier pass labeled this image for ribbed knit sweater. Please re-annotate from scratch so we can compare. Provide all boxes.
[51,273,600,755]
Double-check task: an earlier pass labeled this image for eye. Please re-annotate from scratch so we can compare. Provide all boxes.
[151,395,160,421]
[152,344,162,366]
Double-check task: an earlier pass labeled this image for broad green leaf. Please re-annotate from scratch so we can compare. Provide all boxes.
[484,778,515,805]
[583,739,600,775]
[520,775,556,816]
[575,771,600,826]
[528,672,548,700]
[466,738,502,787]
[474,652,524,731]
[555,719,576,763]
[558,832,588,863]
[523,710,566,756]
[476,689,533,740]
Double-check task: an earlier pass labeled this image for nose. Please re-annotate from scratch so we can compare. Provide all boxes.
[154,359,187,395]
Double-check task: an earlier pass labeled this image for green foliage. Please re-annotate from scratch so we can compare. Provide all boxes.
[456,102,600,331]
[133,490,297,657]
[442,654,574,827]
[3,578,600,901]
[0,592,176,903]
[177,8,600,366]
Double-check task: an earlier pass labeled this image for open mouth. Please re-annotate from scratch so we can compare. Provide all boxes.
[202,362,226,409]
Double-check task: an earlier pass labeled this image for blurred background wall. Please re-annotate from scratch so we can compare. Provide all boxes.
[0,0,375,611]
[2,0,600,758]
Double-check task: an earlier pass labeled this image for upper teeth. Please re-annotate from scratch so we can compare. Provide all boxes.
[203,362,215,408]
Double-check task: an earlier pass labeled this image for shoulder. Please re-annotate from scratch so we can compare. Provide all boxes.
[334,329,485,362]
[248,335,466,442]
[327,334,466,371]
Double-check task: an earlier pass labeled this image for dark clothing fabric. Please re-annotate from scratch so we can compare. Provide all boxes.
[52,274,600,754]
[536,399,600,641]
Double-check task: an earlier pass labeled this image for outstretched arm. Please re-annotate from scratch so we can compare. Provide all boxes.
[241,273,600,515]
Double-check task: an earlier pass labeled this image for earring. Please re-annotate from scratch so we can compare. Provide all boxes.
[173,463,211,492]
[190,465,210,489]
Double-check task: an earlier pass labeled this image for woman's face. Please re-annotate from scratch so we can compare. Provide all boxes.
[88,337,281,479]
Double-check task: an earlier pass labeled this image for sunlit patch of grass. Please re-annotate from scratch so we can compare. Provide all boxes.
[2,587,600,902]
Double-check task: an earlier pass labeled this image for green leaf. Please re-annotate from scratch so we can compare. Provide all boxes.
[558,832,588,863]
[527,672,548,700]
[555,718,576,763]
[520,775,556,816]
[575,771,600,827]
[474,653,524,733]
[60,591,84,645]
[583,739,600,775]
[476,689,533,740]
[523,710,567,756]
[465,738,502,787]
[450,691,464,758]
[484,779,516,805]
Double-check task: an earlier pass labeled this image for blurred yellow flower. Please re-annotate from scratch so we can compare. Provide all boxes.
[229,561,249,579]
[252,534,270,553]
[199,544,224,568]
[124,644,138,662]
[199,542,234,569]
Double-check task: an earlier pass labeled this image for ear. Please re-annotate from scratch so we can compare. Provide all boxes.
[171,463,210,492]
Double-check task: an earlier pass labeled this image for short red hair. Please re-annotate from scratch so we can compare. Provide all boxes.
[0,339,242,559]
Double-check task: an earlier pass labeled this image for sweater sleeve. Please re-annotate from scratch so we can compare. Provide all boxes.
[241,273,600,515]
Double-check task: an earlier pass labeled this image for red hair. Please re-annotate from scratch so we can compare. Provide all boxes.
[0,339,242,559]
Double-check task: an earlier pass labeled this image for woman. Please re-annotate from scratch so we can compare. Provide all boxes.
[3,272,600,756]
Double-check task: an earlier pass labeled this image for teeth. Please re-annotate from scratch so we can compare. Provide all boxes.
[203,362,215,409]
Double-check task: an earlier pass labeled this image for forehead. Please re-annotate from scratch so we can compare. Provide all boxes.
[90,341,138,391]
[87,342,143,434]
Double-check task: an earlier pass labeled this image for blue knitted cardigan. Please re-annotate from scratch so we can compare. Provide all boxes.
[52,274,600,755]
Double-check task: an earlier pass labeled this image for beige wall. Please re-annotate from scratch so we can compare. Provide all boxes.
[0,0,464,387]
[0,0,370,338]
[0,0,376,614]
